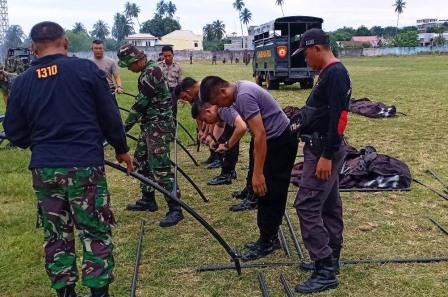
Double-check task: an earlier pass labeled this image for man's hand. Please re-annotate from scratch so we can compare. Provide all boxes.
[316,157,332,181]
[208,139,217,150]
[116,153,134,175]
[115,86,124,94]
[205,135,214,146]
[215,143,227,153]
[252,173,267,197]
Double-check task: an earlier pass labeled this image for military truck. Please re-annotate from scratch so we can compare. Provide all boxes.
[4,47,34,74]
[252,16,323,90]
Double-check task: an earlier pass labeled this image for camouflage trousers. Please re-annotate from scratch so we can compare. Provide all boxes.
[134,126,180,206]
[32,167,115,290]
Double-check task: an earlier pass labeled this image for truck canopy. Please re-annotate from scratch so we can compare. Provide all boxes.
[253,16,323,45]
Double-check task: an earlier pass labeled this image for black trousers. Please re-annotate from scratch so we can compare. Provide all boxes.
[294,144,346,260]
[257,128,298,242]
[246,139,255,192]
[219,124,239,174]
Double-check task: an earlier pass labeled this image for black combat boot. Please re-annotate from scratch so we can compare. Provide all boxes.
[244,237,281,251]
[90,285,110,297]
[159,195,184,227]
[202,151,219,165]
[229,191,257,211]
[206,158,222,169]
[232,186,248,199]
[56,284,77,297]
[295,255,338,294]
[126,192,158,212]
[241,237,281,262]
[300,248,341,274]
[207,170,236,186]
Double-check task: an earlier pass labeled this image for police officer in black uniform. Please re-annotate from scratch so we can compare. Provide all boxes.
[291,28,351,294]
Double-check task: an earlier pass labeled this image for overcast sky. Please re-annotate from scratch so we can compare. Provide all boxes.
[9,0,447,36]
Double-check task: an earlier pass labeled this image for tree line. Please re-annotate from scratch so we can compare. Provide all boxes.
[1,1,181,53]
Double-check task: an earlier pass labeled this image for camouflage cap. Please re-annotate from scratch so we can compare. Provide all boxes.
[117,44,146,68]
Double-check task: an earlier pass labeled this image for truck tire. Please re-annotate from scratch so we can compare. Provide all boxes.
[300,78,314,89]
[266,77,279,90]
[255,74,264,86]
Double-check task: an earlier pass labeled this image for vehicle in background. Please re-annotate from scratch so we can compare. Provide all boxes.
[252,16,323,90]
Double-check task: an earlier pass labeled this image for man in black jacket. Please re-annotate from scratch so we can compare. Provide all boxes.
[4,21,132,297]
[291,28,351,294]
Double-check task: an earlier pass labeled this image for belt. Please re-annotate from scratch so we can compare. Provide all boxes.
[300,133,326,143]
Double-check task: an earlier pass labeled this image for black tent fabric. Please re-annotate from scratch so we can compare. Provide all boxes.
[349,98,398,118]
[291,145,412,190]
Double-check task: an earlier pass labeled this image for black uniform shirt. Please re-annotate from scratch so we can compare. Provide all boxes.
[302,62,351,159]
[4,54,128,168]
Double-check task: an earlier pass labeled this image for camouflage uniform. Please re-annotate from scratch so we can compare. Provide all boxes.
[0,71,18,104]
[118,45,181,213]
[32,167,115,290]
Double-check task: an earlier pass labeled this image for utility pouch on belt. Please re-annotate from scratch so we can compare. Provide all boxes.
[290,105,330,137]
[301,132,326,156]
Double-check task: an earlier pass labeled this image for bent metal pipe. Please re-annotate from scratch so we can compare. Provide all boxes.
[124,133,207,202]
[104,160,241,275]
[130,219,145,297]
[197,257,448,273]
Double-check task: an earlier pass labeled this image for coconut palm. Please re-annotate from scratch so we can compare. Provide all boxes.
[91,20,110,41]
[275,0,285,16]
[112,13,135,42]
[125,2,141,27]
[212,20,226,40]
[393,0,406,31]
[4,25,25,48]
[72,22,87,34]
[156,0,168,17]
[240,8,252,36]
[166,1,177,18]
[232,0,245,48]
[203,24,215,41]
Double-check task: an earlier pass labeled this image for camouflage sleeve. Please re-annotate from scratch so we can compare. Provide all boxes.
[124,93,148,131]
[125,66,165,131]
[140,66,164,99]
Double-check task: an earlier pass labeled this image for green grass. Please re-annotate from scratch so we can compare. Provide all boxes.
[1,55,448,296]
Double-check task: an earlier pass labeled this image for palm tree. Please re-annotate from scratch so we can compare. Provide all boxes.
[5,25,25,48]
[91,20,110,40]
[275,0,285,16]
[166,1,177,18]
[240,8,252,36]
[232,0,245,48]
[125,2,141,28]
[393,0,406,32]
[203,24,215,41]
[156,0,168,17]
[112,13,135,42]
[212,20,226,40]
[72,22,87,34]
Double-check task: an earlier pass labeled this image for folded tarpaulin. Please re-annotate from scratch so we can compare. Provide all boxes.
[349,98,399,118]
[291,145,412,189]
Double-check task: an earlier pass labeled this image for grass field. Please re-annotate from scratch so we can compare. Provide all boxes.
[1,55,448,297]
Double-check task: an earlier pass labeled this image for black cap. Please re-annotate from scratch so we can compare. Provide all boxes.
[292,28,330,56]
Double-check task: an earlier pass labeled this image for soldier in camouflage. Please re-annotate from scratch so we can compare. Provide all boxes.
[4,22,133,297]
[117,43,184,227]
[0,66,18,105]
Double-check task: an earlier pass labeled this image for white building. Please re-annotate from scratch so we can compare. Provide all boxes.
[418,32,448,46]
[125,33,161,48]
[417,18,448,32]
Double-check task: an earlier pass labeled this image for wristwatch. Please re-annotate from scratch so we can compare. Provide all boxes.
[224,141,230,150]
